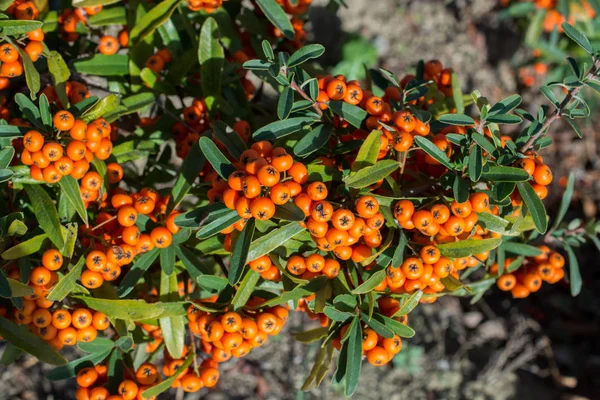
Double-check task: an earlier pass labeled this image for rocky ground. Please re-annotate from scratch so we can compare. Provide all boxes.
[2,0,600,399]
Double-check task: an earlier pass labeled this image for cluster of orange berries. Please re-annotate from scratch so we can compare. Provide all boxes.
[5,0,39,21]
[75,362,159,400]
[494,245,565,298]
[78,188,179,289]
[58,5,103,43]
[0,28,44,89]
[4,249,111,349]
[188,301,290,366]
[20,111,113,184]
[331,298,408,367]
[299,194,384,262]
[285,254,342,279]
[186,0,223,13]
[513,153,553,201]
[215,141,307,223]
[145,48,173,74]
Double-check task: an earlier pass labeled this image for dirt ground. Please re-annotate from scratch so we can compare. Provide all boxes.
[2,0,600,399]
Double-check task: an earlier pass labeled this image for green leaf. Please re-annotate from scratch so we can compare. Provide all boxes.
[169,140,205,211]
[243,59,271,71]
[0,344,22,365]
[451,73,465,114]
[374,313,415,338]
[322,305,353,322]
[468,145,483,182]
[159,271,185,359]
[294,124,333,157]
[328,101,368,129]
[39,94,52,130]
[46,350,111,381]
[414,136,453,169]
[1,234,47,260]
[58,176,89,225]
[259,277,328,308]
[287,44,325,68]
[472,132,496,155]
[485,114,522,125]
[129,0,182,46]
[212,121,247,161]
[343,318,362,396]
[15,49,40,99]
[344,160,399,189]
[438,113,475,126]
[229,219,255,285]
[477,212,510,234]
[247,222,305,261]
[552,172,574,231]
[0,147,15,169]
[74,54,130,76]
[175,246,228,292]
[0,317,66,365]
[117,248,160,297]
[47,51,71,108]
[252,117,315,141]
[540,86,560,107]
[564,118,583,139]
[277,86,294,120]
[564,245,582,296]
[453,175,469,203]
[159,245,175,275]
[351,130,381,172]
[517,182,548,233]
[0,125,28,138]
[231,270,260,311]
[141,353,194,398]
[24,185,64,249]
[78,338,115,354]
[198,136,237,180]
[273,202,305,222]
[87,6,127,26]
[293,327,328,345]
[392,290,423,317]
[6,278,33,298]
[14,93,41,129]
[0,20,43,36]
[501,242,543,257]
[73,296,186,321]
[47,256,85,302]
[561,22,594,55]
[82,94,120,122]
[196,209,239,239]
[255,0,294,40]
[360,313,394,338]
[352,267,386,294]
[437,238,502,258]
[481,166,530,182]
[199,17,224,103]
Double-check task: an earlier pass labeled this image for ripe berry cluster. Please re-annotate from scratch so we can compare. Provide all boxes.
[4,249,111,349]
[19,111,113,184]
[0,28,44,88]
[494,245,566,298]
[79,188,179,289]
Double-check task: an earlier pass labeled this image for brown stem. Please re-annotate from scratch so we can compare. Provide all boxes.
[520,57,600,152]
[290,81,323,118]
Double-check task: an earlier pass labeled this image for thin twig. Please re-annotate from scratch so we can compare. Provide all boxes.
[520,57,600,152]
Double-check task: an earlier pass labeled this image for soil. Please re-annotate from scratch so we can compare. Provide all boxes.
[2,1,600,399]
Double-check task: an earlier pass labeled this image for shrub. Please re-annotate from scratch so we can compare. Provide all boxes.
[0,0,598,398]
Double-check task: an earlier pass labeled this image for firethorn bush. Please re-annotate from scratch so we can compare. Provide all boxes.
[0,0,599,398]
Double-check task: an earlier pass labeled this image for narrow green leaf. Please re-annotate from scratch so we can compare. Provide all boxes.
[159,245,175,275]
[256,0,294,40]
[1,234,47,260]
[501,242,543,257]
[328,101,367,129]
[564,245,582,296]
[169,140,205,211]
[414,136,453,169]
[58,176,89,225]
[231,270,260,311]
[229,219,255,285]
[252,117,314,141]
[481,166,530,182]
[437,238,502,258]
[344,160,399,189]
[24,185,64,249]
[352,267,386,294]
[199,17,224,102]
[468,145,483,182]
[344,318,362,396]
[247,222,305,261]
[438,113,475,126]
[552,173,574,230]
[517,182,548,233]
[277,86,294,120]
[351,130,381,172]
[561,22,594,55]
[141,353,194,399]
[287,44,325,68]
[129,0,182,46]
[117,249,160,296]
[0,317,66,365]
[47,256,85,302]
[73,54,130,76]
[212,121,247,161]
[198,136,236,180]
[159,271,185,359]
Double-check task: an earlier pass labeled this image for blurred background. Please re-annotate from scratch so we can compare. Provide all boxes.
[3,0,600,399]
